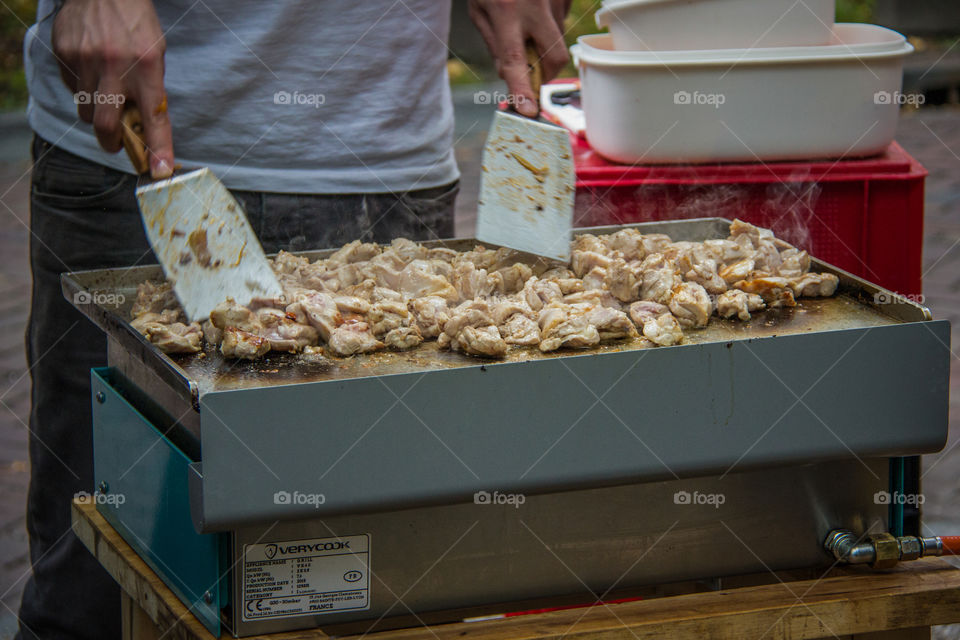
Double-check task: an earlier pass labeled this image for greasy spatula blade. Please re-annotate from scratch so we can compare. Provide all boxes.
[136,168,282,322]
[476,110,575,262]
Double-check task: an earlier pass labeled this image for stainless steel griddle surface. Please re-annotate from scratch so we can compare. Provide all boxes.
[61,218,927,398]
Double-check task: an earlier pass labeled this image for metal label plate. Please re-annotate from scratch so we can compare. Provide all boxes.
[241,534,370,621]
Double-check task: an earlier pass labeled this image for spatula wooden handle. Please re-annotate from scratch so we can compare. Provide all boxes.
[120,105,150,175]
[525,41,543,110]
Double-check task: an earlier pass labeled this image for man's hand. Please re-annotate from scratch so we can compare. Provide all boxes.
[53,0,174,178]
[468,0,571,117]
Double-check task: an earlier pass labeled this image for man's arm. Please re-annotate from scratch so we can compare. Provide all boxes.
[53,0,174,178]
[468,0,572,117]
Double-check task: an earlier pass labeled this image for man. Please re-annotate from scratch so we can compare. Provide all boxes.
[18,1,570,638]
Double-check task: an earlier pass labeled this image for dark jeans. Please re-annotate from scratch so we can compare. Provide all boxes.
[17,135,456,640]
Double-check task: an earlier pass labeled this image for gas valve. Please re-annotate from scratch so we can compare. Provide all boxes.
[824,529,958,569]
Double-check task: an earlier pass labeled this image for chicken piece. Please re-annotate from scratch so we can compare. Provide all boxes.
[729,219,776,245]
[272,250,309,275]
[639,233,673,256]
[340,279,375,301]
[545,275,584,295]
[140,321,203,354]
[538,303,600,352]
[384,325,423,350]
[438,301,506,357]
[286,292,341,341]
[334,295,371,316]
[753,241,783,273]
[452,262,498,301]
[427,247,459,262]
[407,296,451,339]
[327,321,385,356]
[399,260,458,300]
[669,282,713,328]
[572,234,607,254]
[628,301,670,327]
[367,300,411,337]
[601,228,647,261]
[642,313,683,347]
[787,272,839,298]
[604,258,640,302]
[636,253,681,306]
[492,263,534,295]
[489,298,534,325]
[359,254,404,289]
[221,327,270,360]
[662,241,698,262]
[719,258,755,284]
[586,306,637,341]
[539,302,600,352]
[253,309,317,352]
[733,277,798,307]
[441,300,494,337]
[296,260,337,292]
[131,281,180,318]
[130,309,181,331]
[563,290,621,309]
[499,313,540,346]
[522,277,563,311]
[201,319,222,345]
[581,267,607,291]
[777,248,811,277]
[299,345,328,364]
[702,237,754,266]
[541,266,575,279]
[451,325,506,358]
[389,237,428,263]
[209,299,259,332]
[326,240,381,266]
[716,290,766,321]
[675,246,727,295]
[571,250,612,278]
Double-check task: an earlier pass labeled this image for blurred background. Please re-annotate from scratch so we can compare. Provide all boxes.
[1,1,959,638]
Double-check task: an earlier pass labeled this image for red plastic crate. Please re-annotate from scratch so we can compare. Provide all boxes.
[572,138,927,297]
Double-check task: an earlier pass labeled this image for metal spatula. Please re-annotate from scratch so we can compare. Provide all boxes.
[476,45,575,263]
[121,107,282,322]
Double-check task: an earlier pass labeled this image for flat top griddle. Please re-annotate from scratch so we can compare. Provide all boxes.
[61,217,930,402]
[70,218,950,531]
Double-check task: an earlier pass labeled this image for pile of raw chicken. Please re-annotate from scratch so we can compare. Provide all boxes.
[129,220,839,360]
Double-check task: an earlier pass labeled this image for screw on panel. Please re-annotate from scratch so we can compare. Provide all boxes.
[203,591,213,604]
[98,481,109,494]
[96,391,106,404]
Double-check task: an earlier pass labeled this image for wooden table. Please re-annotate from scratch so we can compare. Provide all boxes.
[72,499,960,640]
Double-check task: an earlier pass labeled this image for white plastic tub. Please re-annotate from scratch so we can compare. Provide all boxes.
[571,24,914,165]
[596,0,836,50]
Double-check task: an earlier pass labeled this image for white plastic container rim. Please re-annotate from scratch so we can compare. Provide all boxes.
[572,23,913,67]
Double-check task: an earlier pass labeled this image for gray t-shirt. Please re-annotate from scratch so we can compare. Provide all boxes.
[24,1,458,194]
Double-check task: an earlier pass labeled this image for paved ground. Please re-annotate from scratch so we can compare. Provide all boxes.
[0,96,957,637]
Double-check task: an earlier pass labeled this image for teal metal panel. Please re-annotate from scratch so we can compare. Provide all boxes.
[91,367,223,636]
